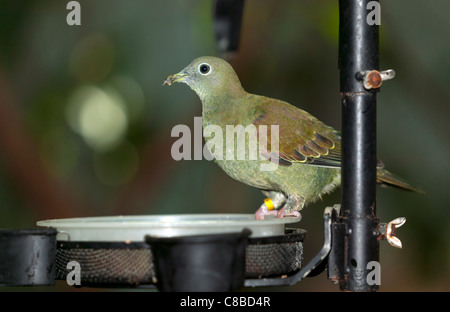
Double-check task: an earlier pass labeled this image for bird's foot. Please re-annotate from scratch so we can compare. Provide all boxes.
[276,207,302,219]
[254,194,304,220]
[254,203,278,220]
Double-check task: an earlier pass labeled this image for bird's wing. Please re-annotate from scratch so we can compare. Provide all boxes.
[252,97,341,168]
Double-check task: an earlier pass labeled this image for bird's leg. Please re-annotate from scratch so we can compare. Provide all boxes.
[276,195,304,219]
[254,191,287,220]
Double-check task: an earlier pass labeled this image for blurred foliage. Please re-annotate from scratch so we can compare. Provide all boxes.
[0,0,449,291]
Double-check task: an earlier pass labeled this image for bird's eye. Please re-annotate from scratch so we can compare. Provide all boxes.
[198,63,212,75]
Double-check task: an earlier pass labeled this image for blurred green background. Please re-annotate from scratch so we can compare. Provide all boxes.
[0,0,448,291]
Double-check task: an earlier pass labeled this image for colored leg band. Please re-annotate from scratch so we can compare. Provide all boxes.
[264,198,274,211]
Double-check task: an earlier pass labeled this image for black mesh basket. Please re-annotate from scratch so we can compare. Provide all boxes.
[55,228,305,287]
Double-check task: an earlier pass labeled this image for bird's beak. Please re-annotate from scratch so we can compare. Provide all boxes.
[163,71,188,86]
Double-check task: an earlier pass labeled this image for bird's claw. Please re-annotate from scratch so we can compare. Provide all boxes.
[254,204,302,220]
[276,207,302,219]
[254,205,278,220]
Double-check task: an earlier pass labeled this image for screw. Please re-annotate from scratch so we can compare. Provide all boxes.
[366,70,382,89]
[356,69,396,90]
[386,217,406,249]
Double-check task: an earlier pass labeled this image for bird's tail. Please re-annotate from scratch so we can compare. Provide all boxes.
[377,168,424,194]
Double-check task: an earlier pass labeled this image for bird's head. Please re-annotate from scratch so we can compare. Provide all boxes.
[163,56,245,101]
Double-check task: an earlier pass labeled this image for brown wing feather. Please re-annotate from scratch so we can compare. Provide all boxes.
[252,98,341,168]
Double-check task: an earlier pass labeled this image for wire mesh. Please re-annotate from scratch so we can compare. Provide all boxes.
[55,229,305,286]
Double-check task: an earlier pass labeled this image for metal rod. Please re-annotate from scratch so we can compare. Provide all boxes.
[338,0,380,291]
[212,0,246,55]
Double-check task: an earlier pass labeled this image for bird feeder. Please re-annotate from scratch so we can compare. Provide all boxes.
[35,214,305,291]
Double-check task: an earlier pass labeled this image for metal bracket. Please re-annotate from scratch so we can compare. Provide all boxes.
[244,206,337,287]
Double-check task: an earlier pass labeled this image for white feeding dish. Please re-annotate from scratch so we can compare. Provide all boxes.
[36,214,300,242]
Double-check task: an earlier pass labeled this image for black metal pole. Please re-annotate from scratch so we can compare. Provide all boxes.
[212,0,246,55]
[339,0,380,291]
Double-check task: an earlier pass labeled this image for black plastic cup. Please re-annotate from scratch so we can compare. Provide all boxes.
[146,228,251,292]
[0,228,57,286]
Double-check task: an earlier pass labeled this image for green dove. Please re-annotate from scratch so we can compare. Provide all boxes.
[164,56,422,220]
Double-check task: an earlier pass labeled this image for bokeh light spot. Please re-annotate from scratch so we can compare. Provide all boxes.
[66,85,128,151]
